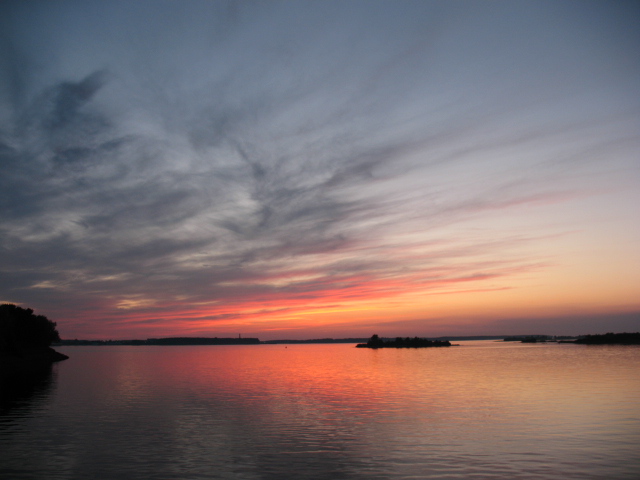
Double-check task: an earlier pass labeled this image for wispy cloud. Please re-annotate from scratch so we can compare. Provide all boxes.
[1,1,639,338]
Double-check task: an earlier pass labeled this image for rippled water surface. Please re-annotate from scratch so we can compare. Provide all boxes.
[1,341,639,479]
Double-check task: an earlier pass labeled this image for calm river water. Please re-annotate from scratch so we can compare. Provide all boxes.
[1,341,639,479]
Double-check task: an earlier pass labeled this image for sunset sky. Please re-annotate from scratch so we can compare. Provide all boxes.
[1,0,639,340]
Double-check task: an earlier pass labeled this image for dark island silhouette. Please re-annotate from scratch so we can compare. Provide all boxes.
[0,304,68,376]
[356,334,452,349]
[573,332,640,345]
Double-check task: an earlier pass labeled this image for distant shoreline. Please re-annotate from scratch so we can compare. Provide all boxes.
[56,335,508,346]
[54,333,640,346]
[57,337,261,346]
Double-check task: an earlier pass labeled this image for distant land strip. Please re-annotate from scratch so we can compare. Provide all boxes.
[573,332,640,345]
[57,337,261,346]
[56,335,528,346]
[54,332,640,347]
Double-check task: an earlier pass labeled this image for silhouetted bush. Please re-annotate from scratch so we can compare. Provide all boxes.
[0,304,61,354]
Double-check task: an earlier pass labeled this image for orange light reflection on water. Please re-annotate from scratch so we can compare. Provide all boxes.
[53,341,640,479]
[86,342,640,432]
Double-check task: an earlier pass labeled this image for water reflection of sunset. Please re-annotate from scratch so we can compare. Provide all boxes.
[91,342,640,431]
[46,342,640,479]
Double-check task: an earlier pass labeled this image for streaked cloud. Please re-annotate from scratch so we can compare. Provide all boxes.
[1,0,639,338]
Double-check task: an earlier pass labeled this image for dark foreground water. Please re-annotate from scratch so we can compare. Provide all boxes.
[1,341,639,479]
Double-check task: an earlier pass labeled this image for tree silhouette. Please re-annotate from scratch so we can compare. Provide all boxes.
[0,304,61,354]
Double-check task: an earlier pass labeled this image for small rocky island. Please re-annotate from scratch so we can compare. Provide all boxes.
[0,304,68,376]
[357,334,452,349]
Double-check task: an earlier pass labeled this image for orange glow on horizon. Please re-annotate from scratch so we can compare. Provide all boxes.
[56,252,640,340]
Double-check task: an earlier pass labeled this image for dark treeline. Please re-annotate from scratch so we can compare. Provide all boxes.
[357,335,452,349]
[574,332,640,345]
[0,304,61,354]
[266,336,505,343]
[59,337,260,346]
[149,337,260,345]
[263,338,369,344]
[0,304,68,369]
